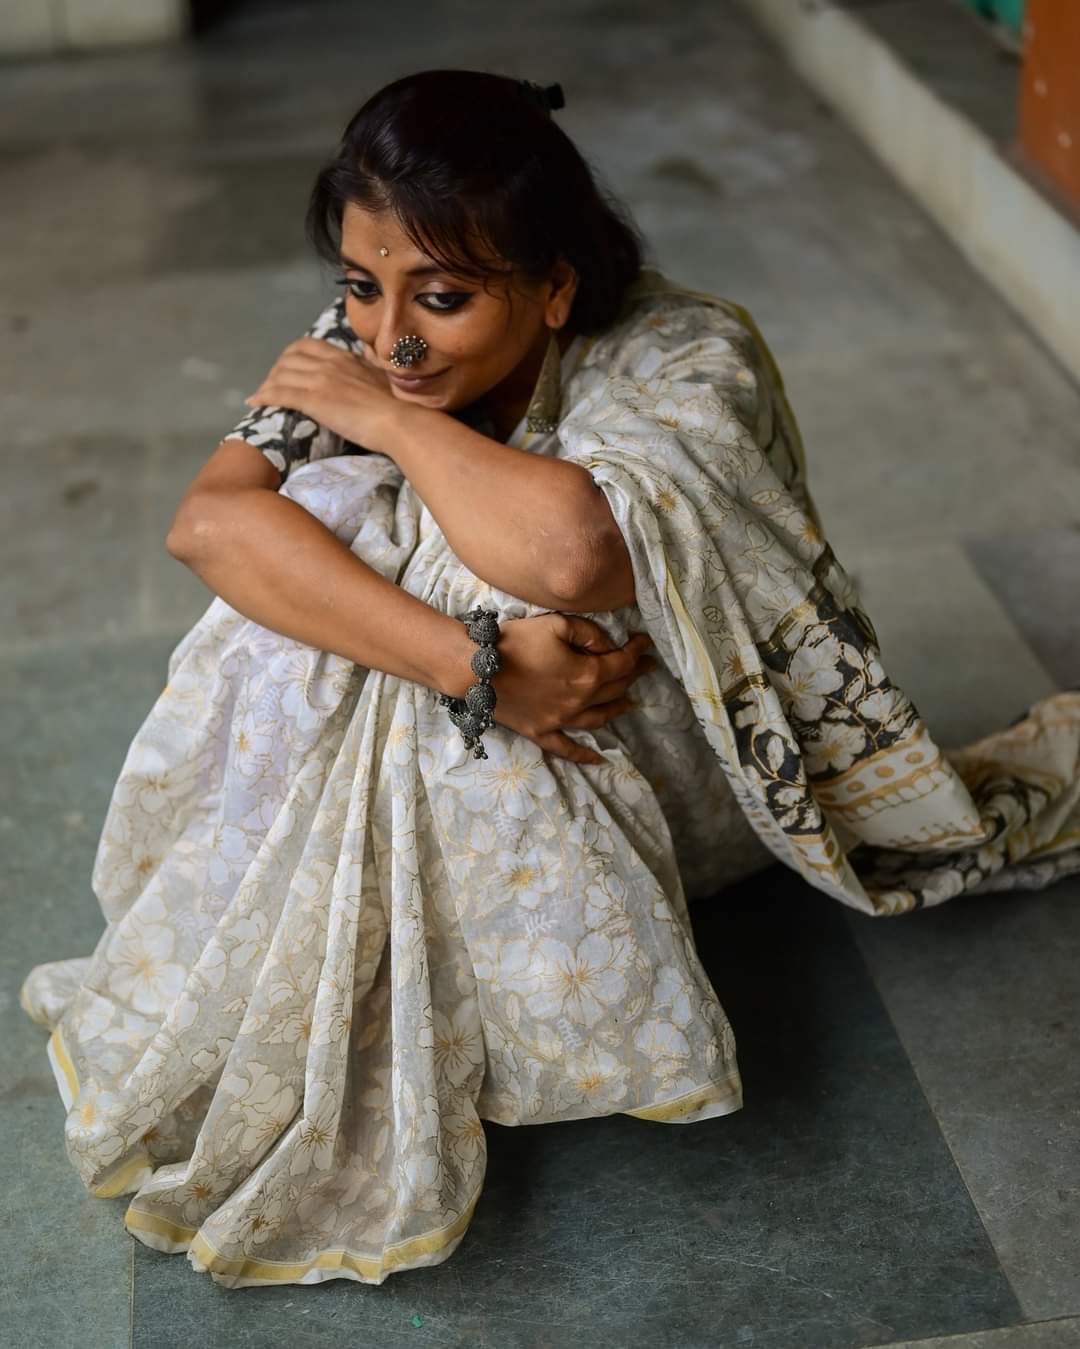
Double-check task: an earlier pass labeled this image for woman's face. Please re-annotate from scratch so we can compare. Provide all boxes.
[337,203,577,426]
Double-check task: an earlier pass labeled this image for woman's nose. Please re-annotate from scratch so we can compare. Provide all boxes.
[374,302,426,369]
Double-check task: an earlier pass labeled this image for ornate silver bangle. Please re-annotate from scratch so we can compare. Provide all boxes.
[437,607,501,760]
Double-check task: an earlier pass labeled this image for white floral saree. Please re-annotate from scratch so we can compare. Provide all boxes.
[20,270,1080,1287]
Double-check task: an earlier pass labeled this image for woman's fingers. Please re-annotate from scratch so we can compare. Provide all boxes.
[588,634,654,686]
[559,698,637,730]
[580,657,655,707]
[533,731,606,765]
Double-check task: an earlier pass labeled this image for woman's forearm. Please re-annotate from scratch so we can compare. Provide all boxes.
[167,486,477,698]
[381,406,614,609]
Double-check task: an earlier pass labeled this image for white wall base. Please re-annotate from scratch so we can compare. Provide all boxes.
[0,0,187,54]
[738,0,1080,387]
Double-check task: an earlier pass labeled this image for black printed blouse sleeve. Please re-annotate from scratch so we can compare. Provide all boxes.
[223,296,368,483]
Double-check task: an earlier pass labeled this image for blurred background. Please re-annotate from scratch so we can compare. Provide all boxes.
[2,3,1078,1348]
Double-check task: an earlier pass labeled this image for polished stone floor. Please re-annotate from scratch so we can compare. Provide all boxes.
[1,2,1078,1346]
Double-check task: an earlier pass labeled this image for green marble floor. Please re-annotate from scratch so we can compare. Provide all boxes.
[2,1,1078,1346]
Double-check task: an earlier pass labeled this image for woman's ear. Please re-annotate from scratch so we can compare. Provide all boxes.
[545,258,579,329]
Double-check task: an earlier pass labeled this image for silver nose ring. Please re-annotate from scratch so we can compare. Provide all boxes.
[389,334,428,369]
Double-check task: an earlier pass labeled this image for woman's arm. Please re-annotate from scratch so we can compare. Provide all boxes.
[243,338,636,611]
[166,438,477,697]
[378,406,637,611]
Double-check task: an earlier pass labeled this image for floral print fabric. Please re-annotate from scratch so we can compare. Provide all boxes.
[20,271,1080,1288]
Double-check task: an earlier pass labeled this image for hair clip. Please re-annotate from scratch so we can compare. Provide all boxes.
[516,80,565,116]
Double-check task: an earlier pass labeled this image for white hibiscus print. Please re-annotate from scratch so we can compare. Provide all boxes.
[494,844,560,910]
[557,1043,630,1111]
[433,1005,485,1091]
[273,650,347,733]
[65,1084,126,1179]
[442,1110,486,1169]
[176,1169,232,1225]
[460,737,557,821]
[784,635,844,720]
[231,705,276,780]
[108,918,186,1015]
[221,1061,298,1155]
[805,719,866,774]
[289,1089,339,1176]
[514,932,632,1029]
[129,751,202,817]
[235,1188,287,1252]
[633,1018,692,1071]
[227,909,271,970]
[384,715,416,767]
[653,965,694,1027]
[859,685,909,727]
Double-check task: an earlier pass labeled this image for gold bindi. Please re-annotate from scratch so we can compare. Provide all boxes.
[379,246,390,257]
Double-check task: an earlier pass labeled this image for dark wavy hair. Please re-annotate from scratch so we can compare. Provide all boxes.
[305,69,648,335]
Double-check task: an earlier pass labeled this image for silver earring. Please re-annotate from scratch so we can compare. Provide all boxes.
[389,334,428,369]
[525,329,563,433]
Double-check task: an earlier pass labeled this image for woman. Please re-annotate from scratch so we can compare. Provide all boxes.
[20,70,1080,1288]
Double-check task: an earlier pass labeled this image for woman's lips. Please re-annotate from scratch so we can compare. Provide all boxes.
[387,367,449,389]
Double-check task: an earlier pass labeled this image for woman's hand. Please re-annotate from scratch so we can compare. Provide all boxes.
[244,337,406,452]
[490,614,657,766]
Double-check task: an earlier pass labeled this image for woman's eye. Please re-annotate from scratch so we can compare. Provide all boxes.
[418,292,470,313]
[337,278,378,301]
[333,278,469,313]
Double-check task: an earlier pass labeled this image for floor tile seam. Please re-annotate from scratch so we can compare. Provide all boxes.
[954,539,1069,696]
[856,537,1062,699]
[135,440,168,633]
[128,1234,135,1349]
[840,908,1027,1326]
[878,1307,1080,1347]
[0,623,193,663]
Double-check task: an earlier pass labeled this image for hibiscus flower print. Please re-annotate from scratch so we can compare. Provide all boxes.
[273,650,351,734]
[517,932,633,1029]
[289,1088,339,1176]
[176,1168,232,1226]
[221,1061,299,1156]
[782,635,844,720]
[432,1005,485,1092]
[652,964,694,1027]
[633,1017,692,1074]
[493,844,560,910]
[230,705,276,781]
[556,1043,630,1112]
[460,737,557,822]
[805,718,867,775]
[235,1187,288,1253]
[859,684,910,728]
[441,1109,485,1170]
[106,916,186,1016]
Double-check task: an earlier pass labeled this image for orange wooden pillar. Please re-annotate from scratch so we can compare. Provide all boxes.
[1017,0,1080,215]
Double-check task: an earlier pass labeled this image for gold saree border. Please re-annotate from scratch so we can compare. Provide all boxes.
[125,1186,484,1285]
[48,1019,744,1284]
[47,1024,77,1107]
[122,1077,743,1283]
[623,1072,743,1121]
[47,1024,154,1198]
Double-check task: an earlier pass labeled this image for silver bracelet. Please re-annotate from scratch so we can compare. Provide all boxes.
[437,607,502,760]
